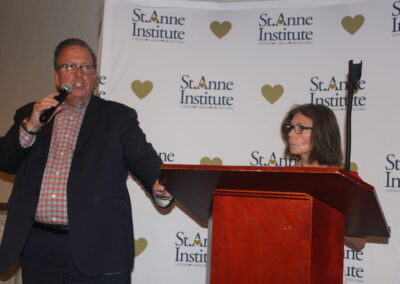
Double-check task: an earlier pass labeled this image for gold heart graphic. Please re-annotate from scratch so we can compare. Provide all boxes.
[350,162,359,172]
[341,15,364,35]
[198,82,206,88]
[194,239,201,245]
[151,17,157,22]
[200,157,223,166]
[329,84,337,89]
[134,237,148,257]
[261,84,284,104]
[340,162,359,172]
[210,21,232,39]
[131,80,153,99]
[269,159,276,164]
[277,19,285,25]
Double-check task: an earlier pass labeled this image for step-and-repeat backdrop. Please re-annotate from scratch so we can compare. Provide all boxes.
[99,0,400,282]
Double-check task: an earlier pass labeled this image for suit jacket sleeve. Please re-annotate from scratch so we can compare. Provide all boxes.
[0,104,34,173]
[120,107,162,193]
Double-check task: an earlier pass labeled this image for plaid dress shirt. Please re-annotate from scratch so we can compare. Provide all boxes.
[20,98,89,225]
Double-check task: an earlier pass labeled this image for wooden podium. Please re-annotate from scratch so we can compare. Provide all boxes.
[160,165,390,284]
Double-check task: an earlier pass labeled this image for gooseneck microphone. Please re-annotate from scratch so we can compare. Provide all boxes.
[39,83,73,123]
[344,60,362,173]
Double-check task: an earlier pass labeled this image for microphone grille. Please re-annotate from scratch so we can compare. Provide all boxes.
[61,83,73,93]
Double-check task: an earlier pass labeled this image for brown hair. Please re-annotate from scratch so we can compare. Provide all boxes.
[53,38,97,70]
[281,104,343,166]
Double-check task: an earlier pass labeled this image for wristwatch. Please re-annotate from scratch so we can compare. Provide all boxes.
[20,118,41,135]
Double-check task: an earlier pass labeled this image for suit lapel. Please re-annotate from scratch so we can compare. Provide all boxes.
[73,95,102,157]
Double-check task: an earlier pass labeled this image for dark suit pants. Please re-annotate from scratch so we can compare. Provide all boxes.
[20,226,131,284]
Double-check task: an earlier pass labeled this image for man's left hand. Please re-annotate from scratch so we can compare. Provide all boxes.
[152,179,173,200]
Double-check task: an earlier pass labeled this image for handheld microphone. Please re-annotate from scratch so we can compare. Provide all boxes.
[39,83,73,123]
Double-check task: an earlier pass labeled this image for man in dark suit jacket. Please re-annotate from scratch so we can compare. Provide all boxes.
[0,38,172,283]
[0,137,8,170]
[0,135,24,171]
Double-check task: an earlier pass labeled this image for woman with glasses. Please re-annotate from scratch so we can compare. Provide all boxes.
[281,103,365,252]
[281,103,342,167]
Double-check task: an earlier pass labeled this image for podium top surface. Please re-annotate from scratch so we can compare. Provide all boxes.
[160,164,390,238]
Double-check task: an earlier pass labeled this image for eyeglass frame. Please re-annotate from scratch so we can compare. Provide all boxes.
[284,123,313,134]
[56,63,96,75]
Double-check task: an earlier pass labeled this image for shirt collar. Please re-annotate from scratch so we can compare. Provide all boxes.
[63,96,91,112]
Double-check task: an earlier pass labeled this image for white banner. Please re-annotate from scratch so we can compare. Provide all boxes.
[99,0,400,282]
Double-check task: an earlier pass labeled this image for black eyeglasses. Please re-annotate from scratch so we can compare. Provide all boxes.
[57,63,96,75]
[284,124,313,134]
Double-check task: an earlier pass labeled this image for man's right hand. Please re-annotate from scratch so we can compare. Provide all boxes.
[26,92,65,131]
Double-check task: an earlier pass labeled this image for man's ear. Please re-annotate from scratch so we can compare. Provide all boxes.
[54,71,60,88]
